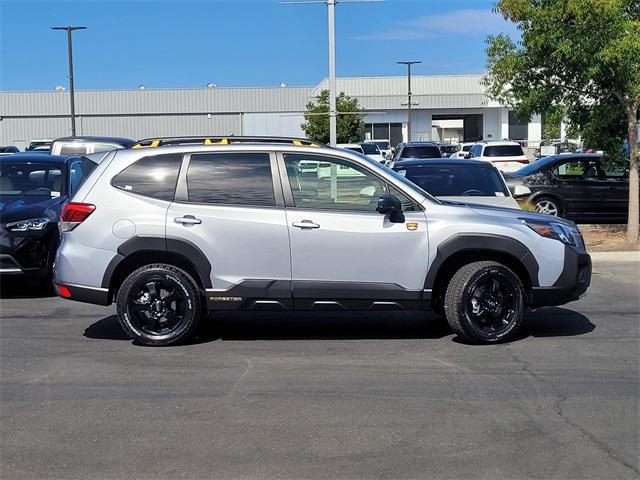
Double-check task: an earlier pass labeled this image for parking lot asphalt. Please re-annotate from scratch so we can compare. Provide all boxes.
[1,257,638,480]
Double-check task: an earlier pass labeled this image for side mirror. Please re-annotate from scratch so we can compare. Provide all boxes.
[464,153,472,159]
[376,194,405,223]
[513,185,532,198]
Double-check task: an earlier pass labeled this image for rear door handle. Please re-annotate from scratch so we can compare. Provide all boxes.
[292,220,320,229]
[174,215,202,225]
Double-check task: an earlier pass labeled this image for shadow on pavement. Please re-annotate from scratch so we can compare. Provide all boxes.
[84,307,595,345]
[520,307,596,338]
[0,278,54,299]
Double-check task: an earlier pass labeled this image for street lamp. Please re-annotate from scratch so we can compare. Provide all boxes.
[397,60,421,142]
[52,26,86,136]
[280,0,382,146]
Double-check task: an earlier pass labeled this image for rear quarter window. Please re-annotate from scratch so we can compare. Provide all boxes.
[111,153,183,201]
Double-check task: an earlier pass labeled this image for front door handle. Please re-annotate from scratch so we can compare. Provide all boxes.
[174,215,202,225]
[292,220,320,229]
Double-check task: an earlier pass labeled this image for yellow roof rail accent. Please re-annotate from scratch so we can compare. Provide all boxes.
[132,139,160,148]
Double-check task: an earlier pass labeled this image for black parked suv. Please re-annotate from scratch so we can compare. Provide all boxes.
[0,153,97,285]
[390,141,442,165]
[505,153,631,220]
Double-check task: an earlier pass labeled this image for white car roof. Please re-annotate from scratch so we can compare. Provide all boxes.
[477,140,523,146]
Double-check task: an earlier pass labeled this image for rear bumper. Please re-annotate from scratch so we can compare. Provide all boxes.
[529,248,591,306]
[54,282,111,306]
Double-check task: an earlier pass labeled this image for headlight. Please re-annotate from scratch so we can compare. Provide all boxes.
[5,217,50,232]
[522,218,583,247]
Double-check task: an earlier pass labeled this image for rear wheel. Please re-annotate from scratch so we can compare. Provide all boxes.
[444,261,525,344]
[534,196,562,216]
[116,264,202,346]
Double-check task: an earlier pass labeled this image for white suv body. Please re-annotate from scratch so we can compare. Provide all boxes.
[54,141,590,346]
[467,141,530,172]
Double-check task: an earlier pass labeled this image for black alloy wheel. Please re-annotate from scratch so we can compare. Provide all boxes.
[463,271,519,336]
[128,277,187,336]
[116,264,202,346]
[444,261,525,343]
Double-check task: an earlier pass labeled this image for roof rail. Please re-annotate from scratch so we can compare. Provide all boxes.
[131,136,324,149]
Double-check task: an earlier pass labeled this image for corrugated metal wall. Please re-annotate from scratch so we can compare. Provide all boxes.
[0,87,315,116]
[0,75,500,145]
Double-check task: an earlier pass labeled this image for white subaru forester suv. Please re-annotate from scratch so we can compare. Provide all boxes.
[53,137,591,346]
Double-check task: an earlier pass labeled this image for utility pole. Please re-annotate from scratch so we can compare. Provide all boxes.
[280,0,382,146]
[397,60,421,142]
[52,26,86,137]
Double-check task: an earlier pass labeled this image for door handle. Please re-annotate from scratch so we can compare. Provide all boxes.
[292,220,320,229]
[174,215,202,225]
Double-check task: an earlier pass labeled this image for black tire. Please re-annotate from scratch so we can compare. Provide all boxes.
[444,261,525,344]
[116,263,202,346]
[533,196,563,217]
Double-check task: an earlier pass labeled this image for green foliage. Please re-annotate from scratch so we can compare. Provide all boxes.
[484,0,640,239]
[485,0,639,148]
[542,105,565,140]
[301,90,365,144]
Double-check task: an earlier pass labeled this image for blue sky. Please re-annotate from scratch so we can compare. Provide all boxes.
[0,0,519,91]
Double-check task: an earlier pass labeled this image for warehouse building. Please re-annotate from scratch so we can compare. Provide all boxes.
[0,74,541,149]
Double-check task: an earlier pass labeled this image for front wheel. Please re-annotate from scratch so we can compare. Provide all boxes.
[534,196,562,217]
[444,261,525,344]
[116,264,202,346]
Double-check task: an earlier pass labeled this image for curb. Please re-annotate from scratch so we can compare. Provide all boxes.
[589,251,640,261]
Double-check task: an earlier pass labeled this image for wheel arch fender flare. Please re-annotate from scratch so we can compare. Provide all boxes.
[424,233,540,291]
[101,236,213,292]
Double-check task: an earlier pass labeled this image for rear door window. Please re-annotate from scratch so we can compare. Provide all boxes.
[186,152,275,206]
[111,153,182,201]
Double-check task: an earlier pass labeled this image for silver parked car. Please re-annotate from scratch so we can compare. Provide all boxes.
[53,137,591,346]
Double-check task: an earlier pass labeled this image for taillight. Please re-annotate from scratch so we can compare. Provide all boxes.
[60,202,95,232]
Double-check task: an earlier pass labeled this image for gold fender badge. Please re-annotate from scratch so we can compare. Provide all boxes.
[406,223,418,231]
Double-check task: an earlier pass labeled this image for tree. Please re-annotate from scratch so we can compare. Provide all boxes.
[484,0,640,241]
[301,90,365,144]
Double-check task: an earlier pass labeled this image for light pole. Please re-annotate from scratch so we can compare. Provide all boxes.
[52,26,86,136]
[397,60,421,142]
[280,0,382,146]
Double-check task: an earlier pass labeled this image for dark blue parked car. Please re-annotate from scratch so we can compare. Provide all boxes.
[0,153,97,286]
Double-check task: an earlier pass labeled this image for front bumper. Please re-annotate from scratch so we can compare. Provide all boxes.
[0,227,58,279]
[529,246,591,306]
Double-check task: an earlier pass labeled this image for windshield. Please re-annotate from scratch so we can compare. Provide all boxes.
[0,162,64,196]
[484,145,525,157]
[394,164,510,197]
[360,143,380,155]
[401,146,442,159]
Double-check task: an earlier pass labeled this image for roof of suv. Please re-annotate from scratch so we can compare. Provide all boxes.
[402,141,438,146]
[53,136,137,147]
[476,140,522,146]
